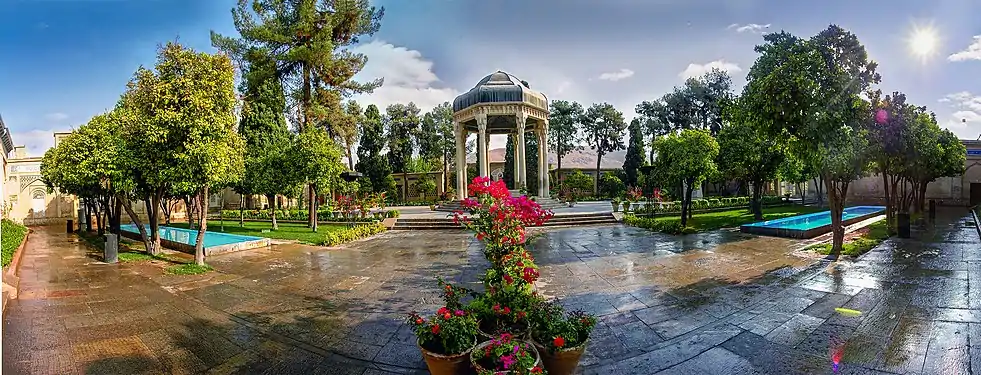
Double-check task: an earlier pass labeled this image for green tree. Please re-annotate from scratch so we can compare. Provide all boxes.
[548,100,584,176]
[716,97,787,220]
[118,42,244,264]
[562,170,593,194]
[582,103,627,194]
[600,172,626,198]
[634,99,671,164]
[503,135,515,188]
[777,150,815,203]
[622,118,646,187]
[237,47,301,230]
[418,111,443,164]
[336,100,363,170]
[745,26,880,258]
[524,135,540,195]
[355,104,396,195]
[428,102,456,192]
[652,130,719,226]
[295,127,345,232]
[212,0,384,132]
[41,112,126,235]
[386,102,421,173]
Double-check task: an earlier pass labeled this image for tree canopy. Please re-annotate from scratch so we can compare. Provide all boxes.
[582,103,627,194]
[652,129,718,226]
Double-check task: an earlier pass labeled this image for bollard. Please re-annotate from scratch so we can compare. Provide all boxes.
[66,219,74,233]
[929,200,936,221]
[898,212,911,238]
[104,234,119,264]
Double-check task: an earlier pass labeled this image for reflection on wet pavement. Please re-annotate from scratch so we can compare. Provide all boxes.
[2,208,980,374]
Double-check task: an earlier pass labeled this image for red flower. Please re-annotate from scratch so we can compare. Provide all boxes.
[431,324,440,334]
[437,307,450,315]
[532,366,544,373]
[443,313,451,320]
[476,232,485,241]
[492,304,501,312]
[503,274,513,285]
[502,306,511,315]
[516,311,526,320]
[415,318,424,325]
[553,336,565,348]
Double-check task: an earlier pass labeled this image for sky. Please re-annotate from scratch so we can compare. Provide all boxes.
[1,0,980,158]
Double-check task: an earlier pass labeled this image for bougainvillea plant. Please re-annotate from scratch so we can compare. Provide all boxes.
[471,333,546,374]
[407,306,478,355]
[453,177,553,262]
[529,302,597,354]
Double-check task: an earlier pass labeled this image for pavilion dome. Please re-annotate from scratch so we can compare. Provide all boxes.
[452,71,548,112]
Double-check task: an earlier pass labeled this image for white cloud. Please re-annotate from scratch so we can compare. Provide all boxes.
[939,91,981,137]
[597,68,635,82]
[679,59,743,79]
[948,35,981,62]
[44,112,68,122]
[349,40,458,113]
[727,23,771,33]
[9,129,67,157]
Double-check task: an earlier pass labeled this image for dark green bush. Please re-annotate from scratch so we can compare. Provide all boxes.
[2,219,28,267]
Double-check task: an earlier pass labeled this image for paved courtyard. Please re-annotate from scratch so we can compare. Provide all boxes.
[3,208,980,374]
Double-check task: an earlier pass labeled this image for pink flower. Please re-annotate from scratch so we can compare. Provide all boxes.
[875,108,888,124]
[500,354,516,369]
[455,309,465,316]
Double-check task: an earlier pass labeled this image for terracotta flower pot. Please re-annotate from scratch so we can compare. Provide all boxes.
[418,337,476,375]
[471,339,541,374]
[532,339,587,375]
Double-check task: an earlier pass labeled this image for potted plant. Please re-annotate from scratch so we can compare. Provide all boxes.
[529,302,597,375]
[468,252,544,339]
[407,306,479,375]
[471,333,545,374]
[611,197,621,212]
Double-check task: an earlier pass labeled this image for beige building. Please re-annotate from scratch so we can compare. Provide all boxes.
[2,128,78,226]
[808,139,981,207]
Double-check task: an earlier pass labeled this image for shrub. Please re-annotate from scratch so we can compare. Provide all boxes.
[563,170,594,194]
[600,172,625,198]
[406,308,478,356]
[1,219,28,267]
[622,215,697,234]
[220,209,398,222]
[321,222,387,246]
[385,210,400,219]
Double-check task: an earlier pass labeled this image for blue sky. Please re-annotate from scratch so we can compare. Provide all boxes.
[2,0,980,156]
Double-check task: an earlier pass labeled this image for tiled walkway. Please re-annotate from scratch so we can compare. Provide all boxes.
[3,208,979,374]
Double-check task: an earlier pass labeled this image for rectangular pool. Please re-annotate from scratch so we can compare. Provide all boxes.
[119,224,270,255]
[740,206,885,239]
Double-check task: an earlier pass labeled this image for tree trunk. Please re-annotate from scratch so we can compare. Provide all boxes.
[94,200,104,235]
[882,172,895,235]
[185,196,195,230]
[120,195,156,255]
[347,146,355,170]
[110,198,122,234]
[918,181,929,213]
[594,153,602,196]
[751,180,763,220]
[302,65,311,131]
[557,153,563,185]
[193,185,208,266]
[239,193,245,227]
[825,176,846,260]
[269,194,279,230]
[147,193,162,256]
[681,180,694,227]
[797,182,805,203]
[309,184,318,232]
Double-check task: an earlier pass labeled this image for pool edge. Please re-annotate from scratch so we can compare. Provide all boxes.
[119,229,271,256]
[739,208,885,239]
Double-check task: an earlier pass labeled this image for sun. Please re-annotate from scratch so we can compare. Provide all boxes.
[908,24,939,59]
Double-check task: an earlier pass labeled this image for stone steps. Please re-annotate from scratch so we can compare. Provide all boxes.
[391,212,618,230]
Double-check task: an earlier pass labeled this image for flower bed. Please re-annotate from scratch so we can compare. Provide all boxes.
[408,177,598,375]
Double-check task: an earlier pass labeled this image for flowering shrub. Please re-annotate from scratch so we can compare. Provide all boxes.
[453,177,552,262]
[529,301,597,354]
[471,333,546,374]
[407,306,478,355]
[626,186,643,202]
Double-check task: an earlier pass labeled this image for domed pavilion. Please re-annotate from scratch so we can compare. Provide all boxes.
[451,71,550,199]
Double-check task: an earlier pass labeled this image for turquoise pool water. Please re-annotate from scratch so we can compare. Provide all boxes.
[742,206,885,230]
[119,224,264,247]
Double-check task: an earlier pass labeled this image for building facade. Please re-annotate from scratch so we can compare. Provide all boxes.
[2,131,78,226]
[807,139,981,207]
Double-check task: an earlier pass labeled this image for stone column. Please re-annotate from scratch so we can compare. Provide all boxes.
[512,133,520,188]
[514,112,528,186]
[476,114,489,178]
[517,130,526,188]
[454,122,467,200]
[541,121,550,196]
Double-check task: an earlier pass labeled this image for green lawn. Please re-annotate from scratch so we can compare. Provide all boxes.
[653,205,825,232]
[169,221,347,245]
[810,219,890,257]
[1,219,29,267]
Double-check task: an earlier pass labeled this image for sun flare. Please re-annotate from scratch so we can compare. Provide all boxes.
[908,24,939,59]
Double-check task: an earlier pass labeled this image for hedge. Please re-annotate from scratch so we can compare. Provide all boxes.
[219,209,400,222]
[322,222,387,246]
[624,195,783,214]
[2,219,28,267]
[621,215,697,235]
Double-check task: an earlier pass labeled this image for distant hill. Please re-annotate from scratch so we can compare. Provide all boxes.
[469,148,626,170]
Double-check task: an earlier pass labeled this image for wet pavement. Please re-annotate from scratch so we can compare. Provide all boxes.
[2,208,980,374]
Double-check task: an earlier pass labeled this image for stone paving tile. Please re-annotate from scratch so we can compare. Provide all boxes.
[4,209,981,374]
